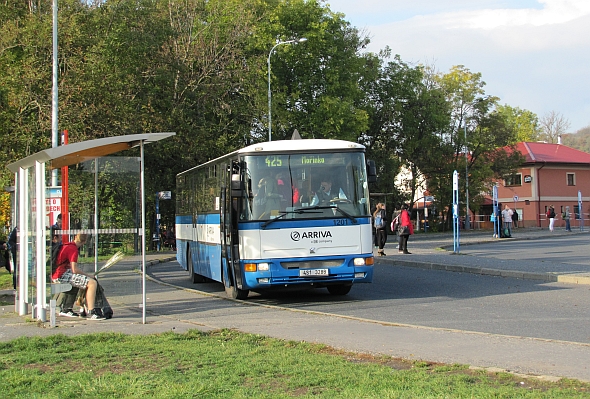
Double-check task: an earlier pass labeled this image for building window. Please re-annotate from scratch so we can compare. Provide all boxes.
[504,173,522,187]
[567,173,575,186]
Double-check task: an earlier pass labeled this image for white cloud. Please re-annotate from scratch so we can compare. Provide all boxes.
[410,0,590,30]
[326,0,590,131]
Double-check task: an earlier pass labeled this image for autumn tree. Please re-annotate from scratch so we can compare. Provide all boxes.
[539,111,571,143]
[430,65,522,229]
[495,104,540,143]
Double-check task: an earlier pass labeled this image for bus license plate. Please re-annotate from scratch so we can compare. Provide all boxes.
[299,269,328,277]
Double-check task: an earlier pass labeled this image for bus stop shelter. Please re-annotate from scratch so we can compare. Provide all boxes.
[6,132,175,324]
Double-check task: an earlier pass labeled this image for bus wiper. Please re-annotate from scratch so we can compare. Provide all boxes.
[261,207,326,228]
[261,210,301,228]
[297,205,358,223]
[261,206,358,228]
[331,206,358,223]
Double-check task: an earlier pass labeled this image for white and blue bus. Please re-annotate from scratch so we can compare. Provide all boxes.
[175,139,377,299]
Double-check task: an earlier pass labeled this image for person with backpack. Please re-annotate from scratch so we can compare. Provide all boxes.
[546,205,556,232]
[373,203,388,256]
[51,233,104,320]
[397,204,414,254]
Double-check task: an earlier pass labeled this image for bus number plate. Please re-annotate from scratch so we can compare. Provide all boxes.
[299,268,328,277]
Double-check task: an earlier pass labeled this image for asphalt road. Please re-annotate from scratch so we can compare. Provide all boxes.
[167,253,590,344]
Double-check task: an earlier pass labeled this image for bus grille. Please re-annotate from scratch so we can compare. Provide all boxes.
[280,260,343,270]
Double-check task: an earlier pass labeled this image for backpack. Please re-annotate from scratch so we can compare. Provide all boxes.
[374,213,384,229]
[547,209,555,218]
[49,242,63,275]
[391,215,399,232]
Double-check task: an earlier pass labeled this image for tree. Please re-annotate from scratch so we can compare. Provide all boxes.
[539,111,571,143]
[430,65,522,230]
[495,104,540,143]
[562,125,590,153]
[257,0,372,142]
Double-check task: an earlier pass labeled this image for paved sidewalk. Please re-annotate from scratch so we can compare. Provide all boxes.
[2,229,590,383]
[378,227,590,285]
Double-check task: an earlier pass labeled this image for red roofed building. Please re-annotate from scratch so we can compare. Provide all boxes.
[494,142,590,228]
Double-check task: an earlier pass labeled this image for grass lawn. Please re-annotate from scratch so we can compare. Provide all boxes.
[0,268,12,291]
[0,329,588,398]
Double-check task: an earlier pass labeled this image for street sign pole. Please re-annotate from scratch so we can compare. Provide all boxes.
[453,170,460,253]
[513,195,519,228]
[579,190,584,231]
[155,192,160,251]
[492,185,499,238]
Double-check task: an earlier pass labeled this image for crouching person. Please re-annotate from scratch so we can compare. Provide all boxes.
[51,234,104,320]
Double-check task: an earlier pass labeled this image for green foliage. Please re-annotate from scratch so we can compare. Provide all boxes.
[257,0,372,141]
[427,65,522,228]
[496,104,540,143]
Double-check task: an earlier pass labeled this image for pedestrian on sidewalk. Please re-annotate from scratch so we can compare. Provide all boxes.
[511,208,519,228]
[373,203,388,256]
[563,206,572,232]
[501,205,513,238]
[546,205,556,232]
[397,204,413,254]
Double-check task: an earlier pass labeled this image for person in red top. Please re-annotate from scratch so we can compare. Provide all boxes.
[397,204,414,254]
[51,233,103,320]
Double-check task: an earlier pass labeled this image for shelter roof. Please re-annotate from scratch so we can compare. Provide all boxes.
[515,142,590,165]
[7,133,175,172]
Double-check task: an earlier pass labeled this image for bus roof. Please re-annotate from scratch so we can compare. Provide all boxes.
[177,139,365,176]
[239,139,365,154]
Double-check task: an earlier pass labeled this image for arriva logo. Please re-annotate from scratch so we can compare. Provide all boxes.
[290,231,333,241]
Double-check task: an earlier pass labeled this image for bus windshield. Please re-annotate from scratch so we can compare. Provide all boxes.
[241,152,370,221]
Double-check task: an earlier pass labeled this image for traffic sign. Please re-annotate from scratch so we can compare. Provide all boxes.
[158,191,171,200]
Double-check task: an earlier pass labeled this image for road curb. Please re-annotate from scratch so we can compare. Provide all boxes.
[379,258,590,286]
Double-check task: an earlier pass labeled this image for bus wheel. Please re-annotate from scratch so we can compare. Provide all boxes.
[225,284,249,300]
[188,249,205,283]
[327,284,352,296]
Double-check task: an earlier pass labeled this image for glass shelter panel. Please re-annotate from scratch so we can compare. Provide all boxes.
[25,166,36,305]
[46,156,147,316]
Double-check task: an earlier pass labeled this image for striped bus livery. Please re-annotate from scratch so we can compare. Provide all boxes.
[175,139,376,299]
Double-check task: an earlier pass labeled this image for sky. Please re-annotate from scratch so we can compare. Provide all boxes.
[324,0,590,132]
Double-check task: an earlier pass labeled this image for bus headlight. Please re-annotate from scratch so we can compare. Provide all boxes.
[258,263,270,271]
[354,257,373,266]
[245,263,270,272]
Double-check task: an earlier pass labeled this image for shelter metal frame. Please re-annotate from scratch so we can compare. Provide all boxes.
[7,133,175,324]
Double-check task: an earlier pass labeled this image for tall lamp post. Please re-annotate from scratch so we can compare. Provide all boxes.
[267,38,307,141]
[464,123,470,230]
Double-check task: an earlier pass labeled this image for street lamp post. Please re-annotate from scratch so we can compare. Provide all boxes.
[267,38,307,141]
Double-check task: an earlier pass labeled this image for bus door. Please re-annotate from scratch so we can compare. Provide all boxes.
[221,163,243,290]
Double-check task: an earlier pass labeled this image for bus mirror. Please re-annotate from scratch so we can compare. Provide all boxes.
[231,174,243,197]
[366,160,377,183]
